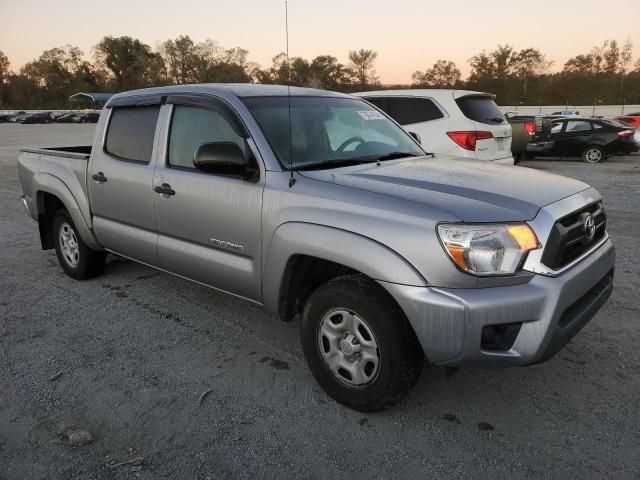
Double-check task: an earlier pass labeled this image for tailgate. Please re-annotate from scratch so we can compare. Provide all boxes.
[454,94,512,161]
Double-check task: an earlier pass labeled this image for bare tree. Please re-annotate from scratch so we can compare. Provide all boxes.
[619,38,633,95]
[0,50,10,84]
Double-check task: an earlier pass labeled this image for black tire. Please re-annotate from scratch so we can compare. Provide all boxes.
[583,145,606,164]
[52,209,106,280]
[300,274,424,411]
[513,151,526,165]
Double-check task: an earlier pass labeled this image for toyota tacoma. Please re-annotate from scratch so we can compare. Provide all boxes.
[17,84,615,411]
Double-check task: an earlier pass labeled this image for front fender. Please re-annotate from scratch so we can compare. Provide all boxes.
[32,173,101,250]
[262,222,427,315]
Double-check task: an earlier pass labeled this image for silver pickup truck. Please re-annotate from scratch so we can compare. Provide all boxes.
[17,84,615,411]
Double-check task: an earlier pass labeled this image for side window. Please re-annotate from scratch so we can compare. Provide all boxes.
[387,98,444,125]
[105,106,160,163]
[550,122,563,134]
[363,97,444,125]
[364,97,390,115]
[565,120,591,132]
[168,105,247,169]
[593,123,603,130]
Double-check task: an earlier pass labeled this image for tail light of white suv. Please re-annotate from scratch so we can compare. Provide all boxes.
[446,131,494,151]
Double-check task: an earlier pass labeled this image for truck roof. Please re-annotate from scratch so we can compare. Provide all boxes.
[105,83,351,108]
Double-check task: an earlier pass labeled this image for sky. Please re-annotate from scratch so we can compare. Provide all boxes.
[1,0,639,84]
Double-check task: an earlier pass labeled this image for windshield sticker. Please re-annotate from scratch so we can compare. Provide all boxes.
[357,110,386,120]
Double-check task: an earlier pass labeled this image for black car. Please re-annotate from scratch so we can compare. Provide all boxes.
[71,112,100,123]
[53,112,78,123]
[534,118,638,163]
[17,112,52,124]
[6,111,27,123]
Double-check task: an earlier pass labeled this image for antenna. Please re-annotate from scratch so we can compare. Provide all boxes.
[285,1,296,188]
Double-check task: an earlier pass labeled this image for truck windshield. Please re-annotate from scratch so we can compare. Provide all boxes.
[242,96,425,170]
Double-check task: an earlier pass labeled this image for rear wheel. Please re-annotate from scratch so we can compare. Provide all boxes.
[583,145,606,163]
[513,151,526,165]
[300,275,423,411]
[53,209,105,280]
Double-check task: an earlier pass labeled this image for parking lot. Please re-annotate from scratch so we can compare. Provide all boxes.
[1,124,639,479]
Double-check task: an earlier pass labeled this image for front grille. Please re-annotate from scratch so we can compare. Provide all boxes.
[541,202,606,270]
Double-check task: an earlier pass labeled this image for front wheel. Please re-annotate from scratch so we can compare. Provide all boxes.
[53,209,106,280]
[583,145,606,163]
[300,275,424,411]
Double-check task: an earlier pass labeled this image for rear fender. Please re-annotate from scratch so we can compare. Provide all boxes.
[33,173,101,250]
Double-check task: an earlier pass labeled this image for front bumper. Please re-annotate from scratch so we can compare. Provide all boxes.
[380,238,615,367]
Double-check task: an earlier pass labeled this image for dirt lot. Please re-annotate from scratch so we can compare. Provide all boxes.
[1,124,639,479]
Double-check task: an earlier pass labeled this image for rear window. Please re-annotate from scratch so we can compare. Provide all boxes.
[365,97,444,125]
[455,96,505,125]
[105,106,160,163]
[603,119,631,129]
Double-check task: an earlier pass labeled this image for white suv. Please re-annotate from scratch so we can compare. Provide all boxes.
[354,89,514,164]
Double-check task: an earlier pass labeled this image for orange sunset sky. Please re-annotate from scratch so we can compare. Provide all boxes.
[1,0,639,84]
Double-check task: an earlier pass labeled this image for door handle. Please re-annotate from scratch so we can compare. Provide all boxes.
[154,183,176,196]
[92,172,107,182]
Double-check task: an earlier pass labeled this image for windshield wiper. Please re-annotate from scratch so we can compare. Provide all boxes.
[486,117,504,123]
[374,152,422,161]
[295,152,422,171]
[295,158,379,171]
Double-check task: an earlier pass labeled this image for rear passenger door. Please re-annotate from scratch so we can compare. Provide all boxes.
[553,120,592,156]
[88,101,161,266]
[152,95,264,301]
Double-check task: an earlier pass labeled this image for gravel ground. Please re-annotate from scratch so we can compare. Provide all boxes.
[1,124,639,479]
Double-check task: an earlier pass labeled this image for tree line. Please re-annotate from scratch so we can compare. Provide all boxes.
[1,35,639,109]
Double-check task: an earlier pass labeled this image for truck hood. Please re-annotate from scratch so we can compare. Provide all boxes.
[300,156,590,222]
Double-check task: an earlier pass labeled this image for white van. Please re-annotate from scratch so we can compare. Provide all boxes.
[354,89,514,164]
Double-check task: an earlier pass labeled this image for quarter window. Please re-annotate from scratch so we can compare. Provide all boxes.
[105,106,160,163]
[168,105,247,169]
[455,96,505,125]
[551,122,563,134]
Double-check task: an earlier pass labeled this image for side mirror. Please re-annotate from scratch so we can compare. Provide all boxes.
[193,142,257,180]
[409,131,421,144]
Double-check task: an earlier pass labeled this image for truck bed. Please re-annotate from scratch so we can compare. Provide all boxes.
[18,146,93,223]
[21,145,92,160]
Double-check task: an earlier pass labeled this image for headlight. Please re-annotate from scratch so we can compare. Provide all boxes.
[437,223,540,276]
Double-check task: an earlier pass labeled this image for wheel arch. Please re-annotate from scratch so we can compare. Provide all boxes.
[33,174,101,250]
[262,222,427,321]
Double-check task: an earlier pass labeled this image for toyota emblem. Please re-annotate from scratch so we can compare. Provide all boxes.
[584,214,596,241]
